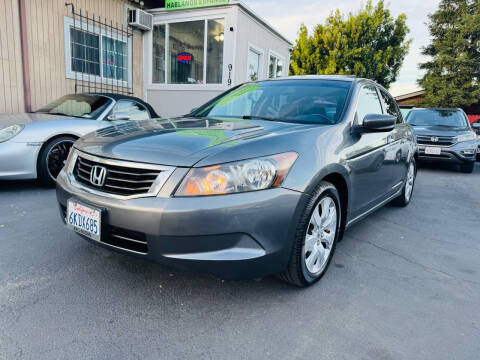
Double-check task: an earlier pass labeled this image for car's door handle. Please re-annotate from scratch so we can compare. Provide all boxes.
[387,135,394,144]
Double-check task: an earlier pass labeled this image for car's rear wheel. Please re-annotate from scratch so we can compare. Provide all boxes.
[391,159,416,207]
[460,162,474,173]
[38,136,76,187]
[279,181,341,287]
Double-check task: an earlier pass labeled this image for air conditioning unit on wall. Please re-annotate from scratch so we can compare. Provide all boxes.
[128,9,153,31]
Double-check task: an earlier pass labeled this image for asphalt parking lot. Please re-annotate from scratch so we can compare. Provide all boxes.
[1,163,479,360]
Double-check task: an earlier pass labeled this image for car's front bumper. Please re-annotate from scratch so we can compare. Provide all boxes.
[417,141,477,164]
[56,169,307,280]
[0,141,41,179]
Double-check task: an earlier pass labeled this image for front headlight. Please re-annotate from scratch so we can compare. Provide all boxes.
[175,152,298,196]
[0,124,24,143]
[456,132,476,142]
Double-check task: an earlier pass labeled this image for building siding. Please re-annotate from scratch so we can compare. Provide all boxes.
[0,0,143,114]
[0,0,25,114]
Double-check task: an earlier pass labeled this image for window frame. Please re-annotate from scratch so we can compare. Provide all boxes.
[355,83,384,125]
[267,50,285,79]
[109,99,152,120]
[246,43,264,81]
[63,16,132,89]
[150,16,226,89]
[378,88,404,124]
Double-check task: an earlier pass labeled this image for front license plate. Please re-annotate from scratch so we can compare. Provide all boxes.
[67,199,102,242]
[425,146,441,155]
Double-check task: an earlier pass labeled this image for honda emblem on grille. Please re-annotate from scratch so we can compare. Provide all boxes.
[90,165,107,187]
[431,136,439,142]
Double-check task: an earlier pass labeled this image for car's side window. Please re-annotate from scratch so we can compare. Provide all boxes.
[111,100,151,120]
[356,85,383,125]
[379,90,403,124]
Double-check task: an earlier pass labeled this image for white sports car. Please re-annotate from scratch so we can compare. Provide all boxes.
[0,93,159,186]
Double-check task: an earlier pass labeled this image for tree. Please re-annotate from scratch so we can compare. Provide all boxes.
[290,0,411,88]
[418,0,480,109]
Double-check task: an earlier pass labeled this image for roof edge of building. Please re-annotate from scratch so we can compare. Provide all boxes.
[147,1,293,47]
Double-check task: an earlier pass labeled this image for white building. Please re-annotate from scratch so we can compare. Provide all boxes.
[143,1,293,117]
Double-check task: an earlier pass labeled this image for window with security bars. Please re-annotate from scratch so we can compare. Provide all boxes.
[66,20,130,85]
[102,37,128,81]
[71,28,100,76]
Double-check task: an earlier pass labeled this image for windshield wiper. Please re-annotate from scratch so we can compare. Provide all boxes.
[242,115,279,122]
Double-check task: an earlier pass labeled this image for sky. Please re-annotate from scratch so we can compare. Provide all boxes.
[243,0,441,96]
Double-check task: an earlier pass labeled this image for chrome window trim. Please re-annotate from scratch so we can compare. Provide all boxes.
[67,149,175,200]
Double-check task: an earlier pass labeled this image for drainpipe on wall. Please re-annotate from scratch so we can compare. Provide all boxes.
[18,0,31,112]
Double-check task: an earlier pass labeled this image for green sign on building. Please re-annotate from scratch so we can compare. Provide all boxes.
[165,0,229,11]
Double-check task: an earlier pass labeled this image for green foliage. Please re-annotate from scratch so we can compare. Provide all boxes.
[290,0,411,88]
[419,0,480,108]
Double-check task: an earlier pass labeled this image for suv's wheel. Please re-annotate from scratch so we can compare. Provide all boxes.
[279,181,341,287]
[37,136,76,187]
[391,159,416,207]
[460,162,475,173]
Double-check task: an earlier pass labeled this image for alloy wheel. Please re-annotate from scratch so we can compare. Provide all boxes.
[46,140,74,181]
[304,196,337,275]
[405,161,415,202]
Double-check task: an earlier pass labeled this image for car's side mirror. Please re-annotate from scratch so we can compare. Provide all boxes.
[361,114,396,132]
[107,112,130,121]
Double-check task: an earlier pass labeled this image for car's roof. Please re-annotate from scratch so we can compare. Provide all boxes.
[268,75,358,82]
[410,107,461,111]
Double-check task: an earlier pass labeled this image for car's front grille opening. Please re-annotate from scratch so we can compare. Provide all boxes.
[417,136,456,147]
[103,226,148,254]
[73,156,162,197]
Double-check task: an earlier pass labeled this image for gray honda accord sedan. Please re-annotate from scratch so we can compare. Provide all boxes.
[56,76,417,287]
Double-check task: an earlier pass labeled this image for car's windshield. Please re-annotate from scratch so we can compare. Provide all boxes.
[192,80,352,125]
[36,94,112,119]
[406,109,468,128]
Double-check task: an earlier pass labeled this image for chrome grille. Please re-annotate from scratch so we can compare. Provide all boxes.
[416,135,456,147]
[70,151,174,198]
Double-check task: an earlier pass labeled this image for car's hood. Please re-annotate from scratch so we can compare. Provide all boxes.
[75,117,304,167]
[0,112,75,128]
[411,125,470,137]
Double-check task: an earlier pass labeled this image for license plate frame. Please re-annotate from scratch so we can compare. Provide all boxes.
[425,146,441,155]
[66,199,103,242]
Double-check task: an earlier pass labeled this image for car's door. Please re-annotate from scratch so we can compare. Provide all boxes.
[346,84,398,218]
[378,88,409,188]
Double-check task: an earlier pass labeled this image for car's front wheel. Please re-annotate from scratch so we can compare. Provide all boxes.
[279,181,341,287]
[37,136,76,187]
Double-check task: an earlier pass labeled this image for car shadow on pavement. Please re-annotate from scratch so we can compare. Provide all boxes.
[0,179,47,192]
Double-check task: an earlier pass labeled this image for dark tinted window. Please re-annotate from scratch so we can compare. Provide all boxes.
[356,85,382,124]
[36,94,111,119]
[380,90,403,124]
[194,80,352,124]
[406,109,468,128]
[111,100,150,120]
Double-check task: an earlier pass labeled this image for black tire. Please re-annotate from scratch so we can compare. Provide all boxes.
[279,181,342,287]
[460,162,474,174]
[476,154,480,162]
[37,136,76,187]
[391,158,416,207]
